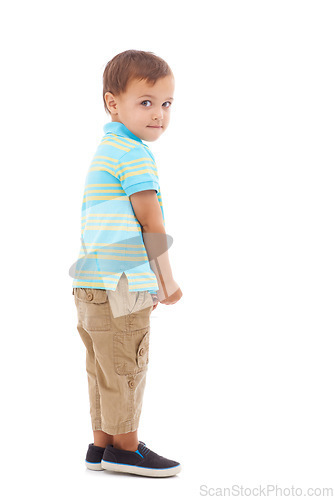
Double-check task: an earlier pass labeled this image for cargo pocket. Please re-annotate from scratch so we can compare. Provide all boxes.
[73,288,111,332]
[113,327,150,375]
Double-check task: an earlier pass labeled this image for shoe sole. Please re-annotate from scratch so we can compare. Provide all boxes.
[85,460,104,471]
[101,459,181,477]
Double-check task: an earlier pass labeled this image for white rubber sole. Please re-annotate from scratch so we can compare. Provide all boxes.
[85,460,104,471]
[101,459,181,477]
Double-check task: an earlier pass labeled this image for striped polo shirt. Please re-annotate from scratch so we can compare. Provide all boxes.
[71,121,165,293]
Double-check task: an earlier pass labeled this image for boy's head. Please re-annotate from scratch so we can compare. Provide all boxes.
[103,50,175,142]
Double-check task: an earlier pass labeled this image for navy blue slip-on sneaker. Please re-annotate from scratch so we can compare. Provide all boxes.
[101,441,181,477]
[85,443,106,471]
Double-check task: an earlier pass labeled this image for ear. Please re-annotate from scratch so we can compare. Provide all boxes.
[104,92,118,114]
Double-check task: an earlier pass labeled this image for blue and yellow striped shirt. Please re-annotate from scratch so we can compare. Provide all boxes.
[72,121,165,293]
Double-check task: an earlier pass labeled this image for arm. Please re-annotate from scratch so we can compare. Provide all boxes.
[129,190,182,303]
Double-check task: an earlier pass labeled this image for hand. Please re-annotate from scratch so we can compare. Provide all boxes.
[151,293,159,311]
[157,279,183,305]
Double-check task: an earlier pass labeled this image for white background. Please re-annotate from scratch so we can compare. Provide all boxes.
[1,0,333,498]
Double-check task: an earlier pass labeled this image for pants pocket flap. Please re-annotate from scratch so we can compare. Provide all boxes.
[74,288,108,304]
[136,331,150,368]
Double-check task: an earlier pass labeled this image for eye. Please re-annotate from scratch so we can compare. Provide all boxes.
[141,100,151,107]
[163,101,172,108]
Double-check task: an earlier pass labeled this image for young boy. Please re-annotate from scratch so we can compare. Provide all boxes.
[71,50,183,477]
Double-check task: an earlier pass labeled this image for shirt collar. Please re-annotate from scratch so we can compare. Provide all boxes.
[103,121,143,143]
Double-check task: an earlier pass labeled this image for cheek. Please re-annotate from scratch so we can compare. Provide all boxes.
[127,109,141,124]
[134,108,146,119]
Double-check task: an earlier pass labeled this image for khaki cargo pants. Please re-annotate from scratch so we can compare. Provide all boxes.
[72,272,154,435]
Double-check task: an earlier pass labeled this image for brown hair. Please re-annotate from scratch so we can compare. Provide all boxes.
[102,50,173,115]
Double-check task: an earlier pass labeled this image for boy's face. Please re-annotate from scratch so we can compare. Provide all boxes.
[104,75,175,142]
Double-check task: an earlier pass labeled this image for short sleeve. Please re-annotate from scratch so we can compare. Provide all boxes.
[115,146,160,197]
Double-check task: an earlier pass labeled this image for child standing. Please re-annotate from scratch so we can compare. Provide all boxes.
[71,50,183,477]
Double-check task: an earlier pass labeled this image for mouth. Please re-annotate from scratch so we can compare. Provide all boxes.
[147,125,163,128]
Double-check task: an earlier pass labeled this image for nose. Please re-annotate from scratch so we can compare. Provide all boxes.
[152,107,164,121]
